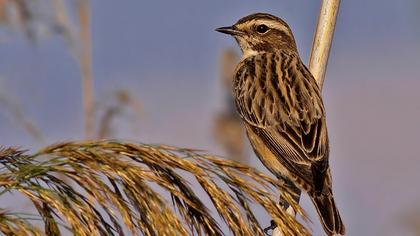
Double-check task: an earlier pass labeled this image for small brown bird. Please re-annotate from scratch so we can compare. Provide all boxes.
[216,13,345,235]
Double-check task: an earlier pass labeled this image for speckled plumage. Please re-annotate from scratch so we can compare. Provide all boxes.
[217,13,345,235]
[234,50,328,187]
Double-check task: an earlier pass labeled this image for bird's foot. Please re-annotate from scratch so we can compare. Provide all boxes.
[263,220,277,236]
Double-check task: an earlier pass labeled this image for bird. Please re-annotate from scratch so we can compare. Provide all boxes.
[216,13,345,235]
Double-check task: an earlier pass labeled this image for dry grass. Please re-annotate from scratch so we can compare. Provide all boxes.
[77,0,94,139]
[0,0,75,42]
[96,90,143,139]
[0,210,42,236]
[0,0,95,139]
[214,49,248,164]
[0,94,44,142]
[0,140,310,236]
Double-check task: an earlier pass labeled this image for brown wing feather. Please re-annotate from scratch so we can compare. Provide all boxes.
[234,51,329,192]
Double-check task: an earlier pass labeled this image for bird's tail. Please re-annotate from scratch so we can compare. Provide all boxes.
[310,192,345,235]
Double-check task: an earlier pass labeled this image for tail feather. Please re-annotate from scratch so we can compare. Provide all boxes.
[311,193,345,235]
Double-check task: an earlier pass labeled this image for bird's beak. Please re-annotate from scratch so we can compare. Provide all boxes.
[215,26,244,36]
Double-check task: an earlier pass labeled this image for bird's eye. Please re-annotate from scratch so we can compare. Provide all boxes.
[256,24,269,34]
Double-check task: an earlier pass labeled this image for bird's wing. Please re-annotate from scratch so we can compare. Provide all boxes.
[234,51,329,192]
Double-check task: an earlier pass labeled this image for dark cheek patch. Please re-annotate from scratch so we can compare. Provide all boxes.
[251,31,293,52]
[275,31,293,45]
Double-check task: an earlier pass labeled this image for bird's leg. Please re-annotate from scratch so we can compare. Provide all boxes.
[263,220,277,235]
[264,177,301,235]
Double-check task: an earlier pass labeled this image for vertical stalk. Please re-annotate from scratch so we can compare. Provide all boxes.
[78,0,94,139]
[309,0,340,90]
[0,0,7,23]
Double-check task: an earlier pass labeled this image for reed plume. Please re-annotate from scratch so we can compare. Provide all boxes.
[0,140,310,236]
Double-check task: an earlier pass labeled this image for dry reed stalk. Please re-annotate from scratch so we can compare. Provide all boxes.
[51,0,77,49]
[0,0,7,23]
[96,90,143,139]
[0,94,44,142]
[77,0,94,139]
[97,107,119,139]
[0,141,310,235]
[214,49,248,163]
[309,0,341,89]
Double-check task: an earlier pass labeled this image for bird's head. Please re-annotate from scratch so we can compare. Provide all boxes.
[216,13,297,57]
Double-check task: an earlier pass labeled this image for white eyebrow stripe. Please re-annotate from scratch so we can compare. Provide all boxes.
[236,19,291,36]
[241,19,290,34]
[256,20,290,33]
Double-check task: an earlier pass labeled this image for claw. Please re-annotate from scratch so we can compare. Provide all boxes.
[263,220,277,236]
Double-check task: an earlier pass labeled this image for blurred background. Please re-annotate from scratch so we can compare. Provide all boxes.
[0,0,419,235]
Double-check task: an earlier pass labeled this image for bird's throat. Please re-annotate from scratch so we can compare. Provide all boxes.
[242,49,259,59]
